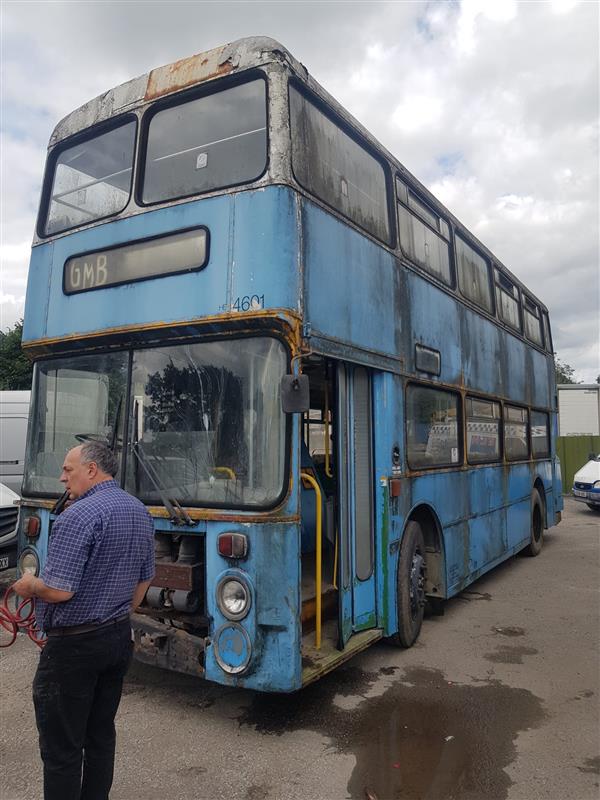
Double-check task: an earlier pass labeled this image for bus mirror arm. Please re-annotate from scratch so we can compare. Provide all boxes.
[281,374,310,414]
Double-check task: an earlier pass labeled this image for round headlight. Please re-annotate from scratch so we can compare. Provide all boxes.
[216,577,250,621]
[18,548,40,577]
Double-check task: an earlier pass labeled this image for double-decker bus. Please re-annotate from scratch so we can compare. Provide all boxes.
[18,37,562,692]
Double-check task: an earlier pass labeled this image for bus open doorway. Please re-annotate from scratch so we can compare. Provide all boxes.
[299,358,381,685]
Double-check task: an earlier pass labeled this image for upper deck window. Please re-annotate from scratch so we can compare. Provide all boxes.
[141,78,267,204]
[523,296,543,347]
[396,178,452,286]
[289,85,390,244]
[495,269,521,331]
[44,119,136,236]
[456,235,493,313]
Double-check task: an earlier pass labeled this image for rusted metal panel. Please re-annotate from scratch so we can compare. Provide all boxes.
[151,561,202,591]
[131,613,205,676]
[145,46,235,100]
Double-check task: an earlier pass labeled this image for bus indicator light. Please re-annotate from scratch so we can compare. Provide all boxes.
[217,533,248,559]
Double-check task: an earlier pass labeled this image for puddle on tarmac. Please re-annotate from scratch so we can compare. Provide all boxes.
[238,664,546,800]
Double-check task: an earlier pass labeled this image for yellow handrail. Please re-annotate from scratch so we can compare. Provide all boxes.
[211,467,236,480]
[301,471,322,650]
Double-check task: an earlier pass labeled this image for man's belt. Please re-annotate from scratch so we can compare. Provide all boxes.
[46,614,130,638]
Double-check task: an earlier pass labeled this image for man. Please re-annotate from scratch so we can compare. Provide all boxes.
[13,441,155,800]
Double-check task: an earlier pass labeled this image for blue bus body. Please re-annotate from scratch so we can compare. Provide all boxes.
[19,38,562,692]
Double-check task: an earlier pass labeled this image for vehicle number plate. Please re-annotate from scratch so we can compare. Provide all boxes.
[573,489,588,498]
[0,555,9,570]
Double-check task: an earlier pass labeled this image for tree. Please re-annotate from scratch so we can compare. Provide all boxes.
[554,355,579,385]
[0,320,33,390]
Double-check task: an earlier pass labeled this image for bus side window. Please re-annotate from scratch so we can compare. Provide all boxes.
[494,269,522,332]
[523,296,543,347]
[455,235,494,314]
[531,410,550,458]
[504,405,529,461]
[466,397,501,464]
[396,178,453,287]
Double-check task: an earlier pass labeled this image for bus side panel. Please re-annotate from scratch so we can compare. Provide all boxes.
[505,463,533,550]
[301,201,400,357]
[230,188,300,310]
[467,466,507,568]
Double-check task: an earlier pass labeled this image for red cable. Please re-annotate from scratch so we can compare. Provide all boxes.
[0,585,46,649]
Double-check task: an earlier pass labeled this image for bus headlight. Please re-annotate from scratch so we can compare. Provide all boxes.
[18,548,40,577]
[216,577,251,621]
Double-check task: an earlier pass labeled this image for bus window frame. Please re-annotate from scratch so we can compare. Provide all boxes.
[396,177,455,289]
[454,233,495,316]
[23,331,293,513]
[61,225,211,296]
[465,394,502,465]
[405,382,463,471]
[522,294,544,348]
[503,403,530,462]
[542,310,553,354]
[530,408,551,459]
[37,113,139,240]
[494,268,522,333]
[136,70,270,209]
[288,78,395,248]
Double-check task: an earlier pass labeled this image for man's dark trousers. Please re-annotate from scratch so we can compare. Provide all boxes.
[32,619,132,800]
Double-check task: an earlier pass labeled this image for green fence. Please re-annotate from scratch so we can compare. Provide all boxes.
[556,436,600,493]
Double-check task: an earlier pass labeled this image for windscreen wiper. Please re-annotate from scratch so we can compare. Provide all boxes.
[131,400,194,526]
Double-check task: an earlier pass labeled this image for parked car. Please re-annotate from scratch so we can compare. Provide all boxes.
[572,453,600,511]
[0,482,19,571]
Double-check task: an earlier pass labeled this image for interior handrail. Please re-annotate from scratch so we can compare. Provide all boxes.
[300,471,322,650]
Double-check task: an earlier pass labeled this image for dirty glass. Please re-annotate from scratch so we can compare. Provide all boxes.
[24,353,129,494]
[398,200,452,285]
[523,298,543,347]
[143,79,267,203]
[290,85,390,243]
[466,397,501,463]
[495,271,521,331]
[406,385,460,468]
[44,121,136,236]
[456,235,493,313]
[126,337,287,508]
[531,411,550,458]
[504,405,529,461]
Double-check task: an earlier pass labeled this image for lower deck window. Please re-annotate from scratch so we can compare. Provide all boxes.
[504,405,529,461]
[466,397,501,463]
[406,385,460,468]
[531,410,550,458]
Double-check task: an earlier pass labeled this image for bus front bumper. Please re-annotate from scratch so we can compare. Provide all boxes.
[131,613,205,677]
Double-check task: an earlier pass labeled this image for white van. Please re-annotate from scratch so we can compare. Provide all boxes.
[0,390,30,494]
[0,482,19,570]
[572,453,600,511]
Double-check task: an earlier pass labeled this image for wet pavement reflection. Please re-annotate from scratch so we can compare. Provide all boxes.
[239,662,546,800]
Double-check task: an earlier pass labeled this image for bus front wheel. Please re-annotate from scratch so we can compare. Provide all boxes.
[524,488,544,557]
[392,520,426,648]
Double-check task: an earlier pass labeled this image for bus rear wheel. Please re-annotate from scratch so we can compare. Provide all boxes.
[524,488,544,557]
[391,520,426,648]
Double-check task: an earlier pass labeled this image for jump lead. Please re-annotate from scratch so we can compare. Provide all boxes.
[0,585,46,649]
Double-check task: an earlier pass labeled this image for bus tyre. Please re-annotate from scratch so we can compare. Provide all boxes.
[525,488,544,557]
[392,520,426,648]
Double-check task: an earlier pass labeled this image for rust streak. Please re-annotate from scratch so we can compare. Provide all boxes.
[145,49,234,100]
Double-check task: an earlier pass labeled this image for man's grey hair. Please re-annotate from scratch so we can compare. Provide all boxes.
[79,441,119,477]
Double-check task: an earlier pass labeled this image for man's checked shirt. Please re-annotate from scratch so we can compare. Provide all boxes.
[36,480,155,631]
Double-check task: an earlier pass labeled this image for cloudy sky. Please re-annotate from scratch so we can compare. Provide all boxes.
[1,0,598,380]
